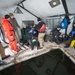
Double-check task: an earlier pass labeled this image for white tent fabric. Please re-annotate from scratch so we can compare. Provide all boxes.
[66,0,75,14]
[0,0,21,9]
[0,0,70,17]
[23,0,65,17]
[0,0,75,17]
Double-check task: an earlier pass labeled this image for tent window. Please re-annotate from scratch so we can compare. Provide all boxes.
[42,18,61,29]
[13,7,23,14]
[22,20,34,28]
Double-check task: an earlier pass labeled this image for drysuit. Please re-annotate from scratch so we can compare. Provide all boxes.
[1,18,18,52]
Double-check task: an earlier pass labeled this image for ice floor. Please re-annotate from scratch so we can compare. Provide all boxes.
[0,40,75,71]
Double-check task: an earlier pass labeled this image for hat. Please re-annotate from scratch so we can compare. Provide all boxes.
[5,14,10,19]
[37,18,41,21]
[57,26,61,28]
[9,13,14,16]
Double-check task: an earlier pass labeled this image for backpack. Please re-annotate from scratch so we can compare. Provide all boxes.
[60,16,70,29]
[38,24,46,32]
[21,28,27,41]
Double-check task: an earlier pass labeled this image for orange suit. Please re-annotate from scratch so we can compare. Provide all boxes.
[1,18,18,52]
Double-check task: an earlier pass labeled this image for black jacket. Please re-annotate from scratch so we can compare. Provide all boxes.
[53,29,61,38]
[35,21,45,30]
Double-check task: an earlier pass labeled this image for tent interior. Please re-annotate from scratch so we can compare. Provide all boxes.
[0,0,75,43]
[0,0,75,33]
[0,0,75,75]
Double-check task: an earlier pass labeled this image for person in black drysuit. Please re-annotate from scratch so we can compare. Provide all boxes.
[26,24,38,50]
[52,26,63,44]
[64,22,75,48]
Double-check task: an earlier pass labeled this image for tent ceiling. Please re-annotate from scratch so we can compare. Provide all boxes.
[0,0,75,17]
[66,0,75,14]
[0,0,21,9]
[22,0,65,17]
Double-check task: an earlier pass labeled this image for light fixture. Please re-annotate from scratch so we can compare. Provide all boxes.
[53,2,57,5]
[49,0,60,8]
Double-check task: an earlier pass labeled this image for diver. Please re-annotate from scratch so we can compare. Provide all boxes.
[64,22,75,48]
[27,24,38,50]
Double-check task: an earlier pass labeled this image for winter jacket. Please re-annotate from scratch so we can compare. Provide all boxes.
[1,18,14,38]
[35,21,46,32]
[10,18,20,30]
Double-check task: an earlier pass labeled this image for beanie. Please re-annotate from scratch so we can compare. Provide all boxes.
[5,14,10,19]
[37,18,41,21]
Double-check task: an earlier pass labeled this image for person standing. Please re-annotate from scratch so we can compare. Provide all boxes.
[64,23,75,48]
[9,13,21,43]
[1,14,19,53]
[36,18,46,49]
[0,41,10,60]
